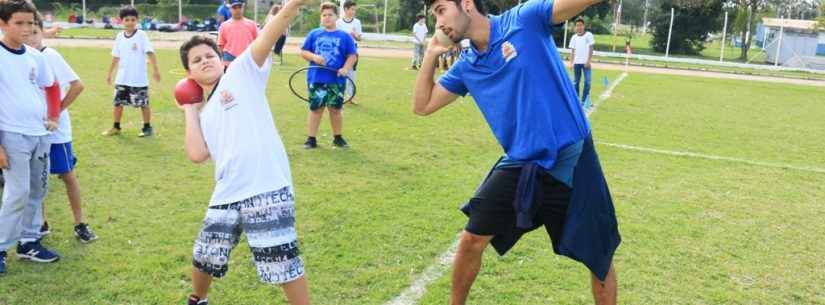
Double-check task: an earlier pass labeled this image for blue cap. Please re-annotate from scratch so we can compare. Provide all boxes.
[229,0,245,6]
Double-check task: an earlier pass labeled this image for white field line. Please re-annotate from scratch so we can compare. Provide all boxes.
[597,142,825,174]
[383,73,630,305]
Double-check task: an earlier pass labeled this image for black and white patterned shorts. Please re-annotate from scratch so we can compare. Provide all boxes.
[192,187,305,284]
[113,85,150,107]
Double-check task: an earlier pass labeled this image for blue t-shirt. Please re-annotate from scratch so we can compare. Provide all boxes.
[217,4,231,25]
[438,0,590,173]
[301,28,357,85]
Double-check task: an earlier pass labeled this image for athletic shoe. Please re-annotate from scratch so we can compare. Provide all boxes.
[101,127,121,136]
[187,294,208,305]
[74,223,98,243]
[332,137,349,149]
[411,65,418,70]
[40,221,51,236]
[583,97,593,110]
[303,138,318,149]
[0,251,6,275]
[138,126,153,137]
[16,240,59,263]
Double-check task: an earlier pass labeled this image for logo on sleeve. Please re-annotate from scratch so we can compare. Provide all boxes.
[502,41,518,63]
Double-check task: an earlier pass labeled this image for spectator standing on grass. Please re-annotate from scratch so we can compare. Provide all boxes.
[411,14,427,70]
[217,0,258,67]
[568,17,594,109]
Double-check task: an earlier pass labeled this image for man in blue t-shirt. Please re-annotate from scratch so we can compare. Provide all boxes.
[413,0,619,304]
[300,2,357,149]
[216,0,231,26]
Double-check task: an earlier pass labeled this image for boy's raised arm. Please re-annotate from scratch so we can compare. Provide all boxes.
[250,0,305,67]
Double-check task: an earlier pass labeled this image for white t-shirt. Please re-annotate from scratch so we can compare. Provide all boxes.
[40,47,80,144]
[199,49,293,206]
[0,43,54,136]
[111,30,155,87]
[336,17,362,45]
[568,31,595,64]
[412,22,428,45]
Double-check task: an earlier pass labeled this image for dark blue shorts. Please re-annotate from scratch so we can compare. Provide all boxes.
[49,142,77,175]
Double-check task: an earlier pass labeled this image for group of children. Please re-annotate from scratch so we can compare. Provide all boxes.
[0,0,102,278]
[0,0,357,304]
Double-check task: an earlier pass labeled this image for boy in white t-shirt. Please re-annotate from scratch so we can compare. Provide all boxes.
[27,16,97,243]
[568,18,595,108]
[411,14,427,70]
[0,0,63,275]
[102,6,161,138]
[176,1,310,304]
[335,0,361,104]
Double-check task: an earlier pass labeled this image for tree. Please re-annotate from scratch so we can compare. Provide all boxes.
[818,1,825,30]
[397,0,424,32]
[649,0,723,55]
[730,0,770,60]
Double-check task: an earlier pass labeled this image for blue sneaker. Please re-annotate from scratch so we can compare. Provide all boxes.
[583,97,593,110]
[16,241,60,263]
[0,251,6,275]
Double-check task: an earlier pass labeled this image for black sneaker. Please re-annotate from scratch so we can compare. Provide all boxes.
[74,223,98,243]
[188,294,208,305]
[16,240,59,263]
[303,138,318,149]
[139,126,153,137]
[40,221,51,236]
[332,137,349,149]
[0,251,6,275]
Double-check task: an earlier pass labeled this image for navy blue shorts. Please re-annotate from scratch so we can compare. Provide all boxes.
[49,142,77,175]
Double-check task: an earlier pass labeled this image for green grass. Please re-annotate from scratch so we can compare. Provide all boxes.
[0,47,823,305]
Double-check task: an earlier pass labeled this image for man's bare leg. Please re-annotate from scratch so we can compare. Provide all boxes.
[591,263,617,305]
[450,231,493,305]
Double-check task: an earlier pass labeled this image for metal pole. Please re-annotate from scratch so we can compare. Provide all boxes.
[382,0,388,34]
[720,11,728,62]
[178,0,183,23]
[666,7,674,58]
[611,0,622,52]
[642,0,648,33]
[775,15,784,66]
[82,0,87,25]
[131,0,134,7]
[563,21,568,49]
[254,0,258,24]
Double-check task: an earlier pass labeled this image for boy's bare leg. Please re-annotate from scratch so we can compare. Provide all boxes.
[327,108,343,136]
[141,106,151,125]
[281,276,311,305]
[192,269,213,300]
[591,263,617,305]
[113,106,124,126]
[59,171,84,225]
[307,108,325,138]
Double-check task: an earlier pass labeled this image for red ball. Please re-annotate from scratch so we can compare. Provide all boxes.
[174,78,204,106]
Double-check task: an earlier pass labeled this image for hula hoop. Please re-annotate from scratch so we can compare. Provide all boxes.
[288,66,357,104]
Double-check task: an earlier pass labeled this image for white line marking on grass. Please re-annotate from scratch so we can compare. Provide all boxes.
[586,72,628,118]
[384,74,629,305]
[384,236,461,305]
[598,142,825,174]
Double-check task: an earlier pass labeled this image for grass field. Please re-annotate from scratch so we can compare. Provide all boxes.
[0,47,823,305]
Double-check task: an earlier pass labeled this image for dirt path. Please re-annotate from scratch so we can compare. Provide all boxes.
[46,37,825,88]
